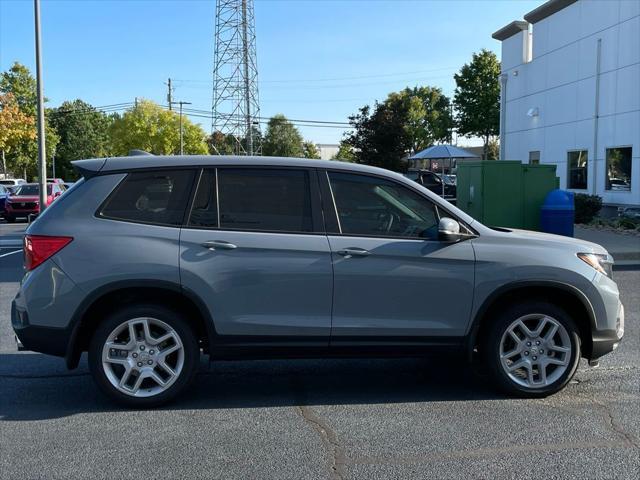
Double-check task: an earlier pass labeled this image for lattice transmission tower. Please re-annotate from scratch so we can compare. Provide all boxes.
[212,0,261,155]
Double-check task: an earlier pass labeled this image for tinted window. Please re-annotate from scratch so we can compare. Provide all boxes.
[606,147,632,191]
[189,169,218,228]
[100,170,195,226]
[329,172,439,239]
[217,168,313,232]
[567,150,588,189]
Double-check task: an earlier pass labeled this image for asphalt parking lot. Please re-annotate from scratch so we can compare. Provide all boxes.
[0,220,638,479]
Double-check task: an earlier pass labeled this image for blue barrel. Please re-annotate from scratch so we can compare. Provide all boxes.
[540,189,575,237]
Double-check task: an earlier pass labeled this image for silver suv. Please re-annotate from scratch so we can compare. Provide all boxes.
[12,156,624,406]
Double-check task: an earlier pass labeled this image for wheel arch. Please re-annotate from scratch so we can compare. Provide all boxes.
[466,281,596,362]
[65,280,216,369]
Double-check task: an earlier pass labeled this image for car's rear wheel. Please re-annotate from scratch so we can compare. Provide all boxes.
[484,301,581,397]
[88,304,199,407]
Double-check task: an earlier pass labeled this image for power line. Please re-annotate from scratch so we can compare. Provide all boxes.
[176,66,457,84]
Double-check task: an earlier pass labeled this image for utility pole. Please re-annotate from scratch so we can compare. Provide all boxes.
[171,101,191,155]
[34,0,47,210]
[166,78,173,110]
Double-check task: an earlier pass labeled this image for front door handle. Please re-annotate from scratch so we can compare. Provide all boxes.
[337,247,370,258]
[201,240,238,251]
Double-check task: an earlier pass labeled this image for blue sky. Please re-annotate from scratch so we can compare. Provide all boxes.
[0,0,541,144]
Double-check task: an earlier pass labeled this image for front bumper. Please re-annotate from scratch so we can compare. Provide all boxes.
[5,206,40,218]
[589,301,624,360]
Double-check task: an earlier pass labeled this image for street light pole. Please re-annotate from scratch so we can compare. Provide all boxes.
[170,101,191,155]
[34,0,47,210]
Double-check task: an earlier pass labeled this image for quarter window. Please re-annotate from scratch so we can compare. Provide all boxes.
[606,147,632,191]
[189,169,218,228]
[328,172,439,239]
[567,150,588,189]
[100,170,196,226]
[217,168,313,233]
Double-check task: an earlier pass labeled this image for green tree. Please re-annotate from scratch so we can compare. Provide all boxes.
[345,86,453,171]
[0,62,38,116]
[345,101,408,172]
[0,62,57,179]
[453,49,501,159]
[208,127,263,155]
[262,114,304,157]
[109,100,208,156]
[302,141,320,159]
[0,93,36,175]
[49,100,113,179]
[387,86,453,153]
[331,140,355,162]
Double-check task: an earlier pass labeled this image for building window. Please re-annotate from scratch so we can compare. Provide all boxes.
[567,150,588,190]
[605,147,632,191]
[529,151,540,165]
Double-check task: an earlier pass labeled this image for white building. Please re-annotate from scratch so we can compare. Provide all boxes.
[316,143,340,161]
[493,0,639,207]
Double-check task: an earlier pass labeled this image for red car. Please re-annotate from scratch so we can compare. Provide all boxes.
[4,183,65,222]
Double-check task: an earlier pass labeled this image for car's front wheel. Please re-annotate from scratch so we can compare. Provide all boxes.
[88,304,199,407]
[485,301,581,397]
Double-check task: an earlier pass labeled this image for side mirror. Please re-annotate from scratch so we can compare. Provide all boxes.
[438,217,462,242]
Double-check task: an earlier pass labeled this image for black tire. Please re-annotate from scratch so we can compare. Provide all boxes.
[88,304,199,407]
[484,301,581,398]
[4,215,15,223]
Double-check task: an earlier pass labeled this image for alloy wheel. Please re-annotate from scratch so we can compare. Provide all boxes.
[499,313,572,388]
[101,317,184,397]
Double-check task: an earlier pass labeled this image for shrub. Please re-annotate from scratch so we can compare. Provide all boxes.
[574,194,602,224]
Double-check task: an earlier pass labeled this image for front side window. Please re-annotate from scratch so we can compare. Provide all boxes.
[328,172,439,239]
[606,147,632,191]
[567,150,588,189]
[100,169,196,225]
[217,168,313,233]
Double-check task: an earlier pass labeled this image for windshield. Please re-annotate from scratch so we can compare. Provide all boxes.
[14,184,52,196]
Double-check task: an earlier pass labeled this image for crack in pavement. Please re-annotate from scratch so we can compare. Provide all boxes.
[590,397,640,450]
[297,405,347,480]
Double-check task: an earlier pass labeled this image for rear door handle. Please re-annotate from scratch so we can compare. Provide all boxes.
[337,247,370,258]
[201,240,238,251]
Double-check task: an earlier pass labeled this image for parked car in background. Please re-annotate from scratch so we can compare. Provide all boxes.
[62,182,75,190]
[404,169,457,200]
[4,182,65,222]
[619,207,640,220]
[0,178,26,187]
[12,155,624,407]
[0,184,9,217]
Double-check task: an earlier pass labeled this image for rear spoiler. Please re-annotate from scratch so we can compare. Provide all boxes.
[72,151,153,178]
[71,158,108,179]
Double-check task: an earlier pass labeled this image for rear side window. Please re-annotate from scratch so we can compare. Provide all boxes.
[210,168,313,233]
[100,170,195,226]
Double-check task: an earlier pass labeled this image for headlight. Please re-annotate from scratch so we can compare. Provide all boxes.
[577,252,613,277]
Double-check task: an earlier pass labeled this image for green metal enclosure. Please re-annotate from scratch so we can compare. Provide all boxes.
[456,161,558,230]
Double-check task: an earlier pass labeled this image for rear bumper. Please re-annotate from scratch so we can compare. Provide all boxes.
[11,300,71,357]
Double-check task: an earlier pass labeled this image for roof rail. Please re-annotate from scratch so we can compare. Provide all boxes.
[128,150,154,156]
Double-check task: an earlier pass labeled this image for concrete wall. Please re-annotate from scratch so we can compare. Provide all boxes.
[499,0,639,206]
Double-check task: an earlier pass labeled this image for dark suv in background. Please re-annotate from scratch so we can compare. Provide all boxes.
[12,155,624,407]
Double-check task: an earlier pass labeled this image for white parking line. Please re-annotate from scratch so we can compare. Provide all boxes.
[0,249,21,259]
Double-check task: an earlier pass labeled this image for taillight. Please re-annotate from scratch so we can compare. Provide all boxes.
[24,235,73,271]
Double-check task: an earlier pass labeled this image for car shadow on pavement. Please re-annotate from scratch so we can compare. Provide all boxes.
[0,354,503,421]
